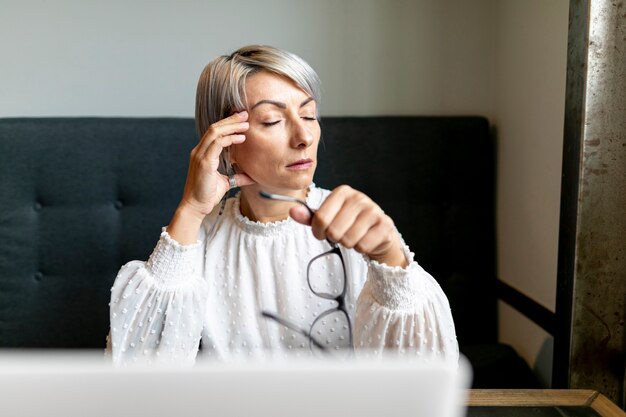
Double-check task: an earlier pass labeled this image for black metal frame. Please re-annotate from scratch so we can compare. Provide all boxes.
[553,0,590,389]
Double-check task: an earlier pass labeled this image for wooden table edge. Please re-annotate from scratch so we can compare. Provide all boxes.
[591,393,626,417]
[466,390,626,417]
[466,389,597,406]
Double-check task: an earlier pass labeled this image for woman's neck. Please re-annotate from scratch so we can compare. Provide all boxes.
[239,185,308,223]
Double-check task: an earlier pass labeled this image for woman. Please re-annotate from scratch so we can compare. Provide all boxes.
[108,45,458,365]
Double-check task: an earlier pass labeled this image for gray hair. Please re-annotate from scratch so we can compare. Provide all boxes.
[195,44,321,136]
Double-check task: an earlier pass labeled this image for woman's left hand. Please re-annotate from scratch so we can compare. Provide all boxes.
[290,185,408,268]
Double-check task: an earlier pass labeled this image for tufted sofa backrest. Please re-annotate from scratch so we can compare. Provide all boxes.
[0,117,494,348]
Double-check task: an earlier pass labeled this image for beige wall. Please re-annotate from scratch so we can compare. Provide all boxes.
[494,0,569,383]
[1,0,570,385]
[0,0,496,118]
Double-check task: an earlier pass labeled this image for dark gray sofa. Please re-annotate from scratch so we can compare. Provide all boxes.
[0,116,538,387]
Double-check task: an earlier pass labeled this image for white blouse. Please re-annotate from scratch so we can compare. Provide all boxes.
[108,185,458,366]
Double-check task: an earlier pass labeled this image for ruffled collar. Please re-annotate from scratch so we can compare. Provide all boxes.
[231,184,321,237]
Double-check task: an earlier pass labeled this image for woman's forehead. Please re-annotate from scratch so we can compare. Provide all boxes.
[245,71,312,108]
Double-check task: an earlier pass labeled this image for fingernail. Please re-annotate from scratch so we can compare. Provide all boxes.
[238,111,248,117]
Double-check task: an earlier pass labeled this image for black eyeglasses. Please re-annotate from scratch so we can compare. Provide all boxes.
[259,191,353,358]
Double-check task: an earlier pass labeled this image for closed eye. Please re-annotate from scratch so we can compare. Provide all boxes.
[262,121,281,126]
[302,117,317,121]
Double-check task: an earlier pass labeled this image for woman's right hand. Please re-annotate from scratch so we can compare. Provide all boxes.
[168,111,255,244]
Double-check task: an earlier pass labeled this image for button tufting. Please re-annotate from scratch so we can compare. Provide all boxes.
[34,271,43,281]
[34,202,43,211]
[114,200,123,210]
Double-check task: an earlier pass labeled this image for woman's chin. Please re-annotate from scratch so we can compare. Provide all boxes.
[254,175,314,194]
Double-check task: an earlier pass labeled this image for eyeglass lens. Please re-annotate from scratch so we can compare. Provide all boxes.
[308,250,352,358]
[258,190,353,358]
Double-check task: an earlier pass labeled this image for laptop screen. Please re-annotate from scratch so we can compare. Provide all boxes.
[0,351,471,417]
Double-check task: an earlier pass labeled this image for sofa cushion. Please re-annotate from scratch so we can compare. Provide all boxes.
[0,116,494,349]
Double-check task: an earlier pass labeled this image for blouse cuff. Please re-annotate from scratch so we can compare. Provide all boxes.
[145,228,202,283]
[366,242,426,311]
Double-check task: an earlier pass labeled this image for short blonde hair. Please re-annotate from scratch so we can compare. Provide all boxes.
[195,45,321,136]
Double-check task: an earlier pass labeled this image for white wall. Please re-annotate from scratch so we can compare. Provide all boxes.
[0,0,496,118]
[1,0,570,386]
[493,0,569,385]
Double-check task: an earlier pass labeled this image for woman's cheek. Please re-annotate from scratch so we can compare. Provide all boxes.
[231,133,257,161]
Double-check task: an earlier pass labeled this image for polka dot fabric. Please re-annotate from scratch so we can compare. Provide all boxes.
[108,186,459,366]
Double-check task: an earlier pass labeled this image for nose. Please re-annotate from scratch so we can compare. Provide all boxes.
[289,117,314,149]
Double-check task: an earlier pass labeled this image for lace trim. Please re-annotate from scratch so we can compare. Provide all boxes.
[231,184,317,237]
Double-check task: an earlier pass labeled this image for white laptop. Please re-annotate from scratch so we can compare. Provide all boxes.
[0,351,471,417]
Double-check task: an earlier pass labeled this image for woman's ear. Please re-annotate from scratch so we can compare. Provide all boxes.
[227,147,238,168]
[225,147,241,174]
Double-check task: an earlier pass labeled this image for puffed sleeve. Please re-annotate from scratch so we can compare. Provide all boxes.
[354,242,459,363]
[108,228,208,366]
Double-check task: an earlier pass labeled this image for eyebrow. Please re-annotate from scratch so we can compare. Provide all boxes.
[250,97,315,111]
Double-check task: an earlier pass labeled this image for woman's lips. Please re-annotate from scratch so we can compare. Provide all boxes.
[286,158,313,170]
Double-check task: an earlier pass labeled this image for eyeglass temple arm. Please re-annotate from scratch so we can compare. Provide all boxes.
[259,191,315,217]
[259,190,340,248]
[260,311,327,351]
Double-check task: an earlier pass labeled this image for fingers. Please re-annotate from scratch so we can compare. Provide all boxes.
[231,172,256,188]
[337,210,380,249]
[311,185,371,242]
[290,205,313,225]
[203,133,246,163]
[310,185,402,264]
[310,186,348,240]
[351,215,396,256]
[311,187,368,243]
[327,194,379,244]
[194,111,249,157]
